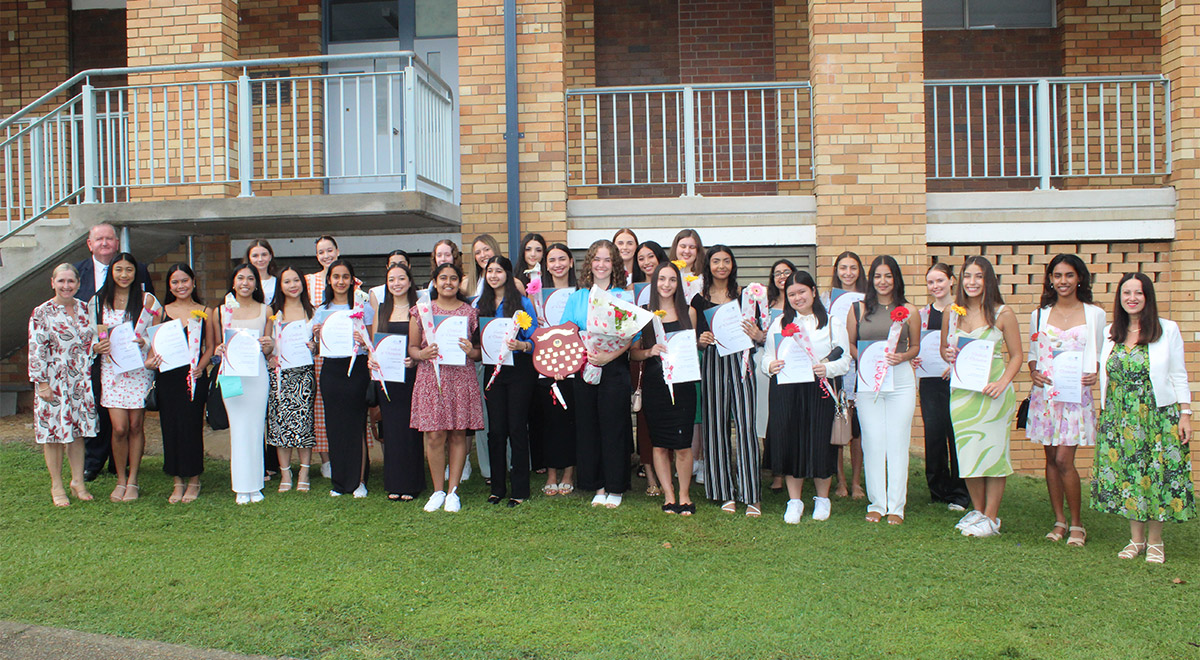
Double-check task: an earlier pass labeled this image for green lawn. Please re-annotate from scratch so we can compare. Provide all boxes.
[2,441,1197,660]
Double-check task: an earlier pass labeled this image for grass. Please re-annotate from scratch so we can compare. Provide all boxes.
[1,441,1198,660]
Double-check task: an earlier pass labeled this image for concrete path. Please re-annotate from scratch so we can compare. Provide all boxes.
[0,621,304,660]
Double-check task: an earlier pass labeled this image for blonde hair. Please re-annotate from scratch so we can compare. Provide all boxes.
[52,262,80,279]
[470,234,504,283]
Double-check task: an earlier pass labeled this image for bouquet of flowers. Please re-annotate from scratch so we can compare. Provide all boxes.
[524,265,546,324]
[781,321,839,407]
[1031,320,1057,416]
[582,286,656,384]
[647,313,677,405]
[186,309,207,400]
[739,282,770,379]
[133,292,162,339]
[486,310,533,390]
[269,313,284,400]
[415,289,441,390]
[873,306,910,395]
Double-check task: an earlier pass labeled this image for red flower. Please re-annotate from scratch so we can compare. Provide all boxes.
[890,307,910,323]
[781,323,800,338]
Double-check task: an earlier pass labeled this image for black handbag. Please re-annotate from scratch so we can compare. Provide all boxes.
[1016,309,1041,430]
[144,382,159,412]
[205,371,230,430]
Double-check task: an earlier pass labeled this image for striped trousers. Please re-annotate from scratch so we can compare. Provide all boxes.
[701,346,760,504]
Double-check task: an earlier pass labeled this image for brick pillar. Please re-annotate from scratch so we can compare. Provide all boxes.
[776,0,812,196]
[808,0,926,285]
[459,0,570,251]
[1161,0,1200,489]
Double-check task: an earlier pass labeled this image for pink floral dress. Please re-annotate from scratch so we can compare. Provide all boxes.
[28,300,98,444]
[1027,324,1096,447]
[90,303,154,409]
[410,301,483,432]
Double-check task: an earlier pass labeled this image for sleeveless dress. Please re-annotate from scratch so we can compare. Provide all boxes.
[157,312,209,477]
[224,304,269,494]
[949,314,1015,478]
[267,318,316,449]
[1026,323,1096,447]
[93,305,153,409]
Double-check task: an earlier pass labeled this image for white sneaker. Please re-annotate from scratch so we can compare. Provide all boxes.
[329,489,342,497]
[591,491,608,507]
[353,483,368,498]
[424,490,446,512]
[320,461,332,479]
[235,493,251,505]
[812,497,831,521]
[443,490,461,513]
[693,459,705,484]
[948,502,966,512]
[605,493,623,509]
[249,490,264,503]
[955,510,985,531]
[783,499,804,524]
[962,516,1001,538]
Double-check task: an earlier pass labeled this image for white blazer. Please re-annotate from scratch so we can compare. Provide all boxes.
[760,314,851,379]
[1027,303,1106,373]
[1099,318,1191,410]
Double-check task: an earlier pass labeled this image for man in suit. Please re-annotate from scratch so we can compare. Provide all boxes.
[74,223,155,481]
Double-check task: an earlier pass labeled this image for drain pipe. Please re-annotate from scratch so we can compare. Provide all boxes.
[187,235,195,269]
[503,0,522,259]
[120,226,131,253]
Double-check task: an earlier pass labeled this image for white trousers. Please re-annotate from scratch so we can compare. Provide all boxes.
[856,364,916,517]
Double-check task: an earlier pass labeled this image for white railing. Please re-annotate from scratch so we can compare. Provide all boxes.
[926,75,1171,188]
[567,82,813,195]
[1,52,455,241]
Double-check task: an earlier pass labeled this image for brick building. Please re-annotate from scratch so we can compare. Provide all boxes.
[1,0,1197,484]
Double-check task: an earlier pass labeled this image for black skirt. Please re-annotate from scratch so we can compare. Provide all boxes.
[766,380,837,479]
[641,357,697,450]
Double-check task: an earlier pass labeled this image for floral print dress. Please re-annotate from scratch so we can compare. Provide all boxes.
[1092,344,1195,523]
[28,300,97,444]
[1027,324,1096,447]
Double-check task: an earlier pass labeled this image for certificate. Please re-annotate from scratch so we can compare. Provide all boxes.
[663,330,701,383]
[949,337,994,393]
[774,333,815,385]
[479,317,515,366]
[107,322,144,374]
[222,328,262,378]
[704,302,753,357]
[769,308,784,326]
[1049,350,1083,405]
[829,289,865,327]
[542,288,575,326]
[633,283,651,308]
[373,333,410,383]
[914,330,950,379]
[856,340,894,393]
[278,321,314,369]
[318,310,355,358]
[149,320,191,372]
[433,315,469,366]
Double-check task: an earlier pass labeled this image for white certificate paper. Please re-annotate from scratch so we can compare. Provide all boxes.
[222,329,262,378]
[1049,350,1083,405]
[149,320,191,372]
[636,283,652,307]
[278,321,314,369]
[829,289,865,327]
[950,337,995,393]
[373,333,410,383]
[479,317,515,366]
[663,330,701,383]
[856,340,894,393]
[914,330,950,379]
[542,288,574,326]
[705,302,753,357]
[107,322,144,375]
[774,333,815,385]
[434,315,469,366]
[318,310,355,358]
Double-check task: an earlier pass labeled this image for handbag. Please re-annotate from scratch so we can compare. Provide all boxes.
[143,381,159,412]
[631,363,643,412]
[830,381,850,446]
[1016,309,1041,429]
[205,371,230,431]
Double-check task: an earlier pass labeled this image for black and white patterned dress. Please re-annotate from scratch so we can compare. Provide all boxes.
[267,319,316,449]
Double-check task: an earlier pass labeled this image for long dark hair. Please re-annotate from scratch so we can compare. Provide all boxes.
[1109,272,1162,345]
[226,262,265,304]
[646,261,691,330]
[243,239,277,278]
[430,262,469,303]
[633,241,668,284]
[270,266,314,319]
[377,262,418,323]
[702,245,739,302]
[862,255,907,321]
[98,252,145,320]
[163,263,203,305]
[546,243,578,287]
[320,259,358,308]
[767,259,797,307]
[476,256,524,317]
[780,270,828,330]
[1039,253,1094,308]
[831,251,867,294]
[517,233,548,285]
[954,255,1004,328]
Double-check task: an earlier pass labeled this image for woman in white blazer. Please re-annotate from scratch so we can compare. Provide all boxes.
[1025,255,1106,547]
[1092,273,1193,564]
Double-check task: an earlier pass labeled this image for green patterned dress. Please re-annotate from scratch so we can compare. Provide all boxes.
[1091,344,1195,522]
[950,323,1016,478]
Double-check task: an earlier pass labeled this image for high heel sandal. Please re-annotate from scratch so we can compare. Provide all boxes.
[168,483,186,504]
[181,482,201,503]
[296,464,310,492]
[51,487,70,507]
[109,484,127,503]
[122,484,140,502]
[1116,540,1145,559]
[69,481,93,501]
[1145,543,1165,564]
[278,467,294,493]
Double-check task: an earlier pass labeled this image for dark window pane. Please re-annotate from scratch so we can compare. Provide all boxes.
[330,0,401,42]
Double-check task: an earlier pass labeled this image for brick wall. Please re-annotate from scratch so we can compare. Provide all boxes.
[679,0,774,83]
[1060,0,1159,76]
[596,0,679,86]
[1,0,71,115]
[775,0,811,195]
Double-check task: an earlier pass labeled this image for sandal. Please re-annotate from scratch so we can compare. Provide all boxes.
[278,467,293,493]
[745,504,761,518]
[865,511,882,523]
[1117,540,1145,559]
[69,481,93,502]
[110,484,127,503]
[720,500,736,514]
[1145,543,1165,564]
[678,502,695,516]
[1045,521,1068,542]
[296,464,311,492]
[488,495,503,505]
[122,484,140,502]
[388,493,402,502]
[662,502,678,514]
[51,487,70,507]
[181,483,201,503]
[542,482,560,496]
[558,483,574,496]
[886,514,904,525]
[168,483,186,504]
[1066,526,1087,547]
[646,485,662,496]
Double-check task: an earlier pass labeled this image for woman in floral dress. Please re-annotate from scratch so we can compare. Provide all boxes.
[1093,273,1193,564]
[28,263,98,506]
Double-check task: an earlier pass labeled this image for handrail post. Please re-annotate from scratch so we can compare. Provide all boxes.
[402,60,418,191]
[1163,79,1173,175]
[81,83,98,203]
[237,73,254,197]
[682,86,696,197]
[30,126,45,214]
[1036,78,1052,190]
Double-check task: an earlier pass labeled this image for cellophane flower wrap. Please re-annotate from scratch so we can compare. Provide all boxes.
[738,283,770,380]
[524,266,546,324]
[783,320,839,410]
[582,286,655,384]
[133,292,162,339]
[874,306,910,394]
[270,313,284,400]
[415,289,441,390]
[486,310,532,390]
[649,314,676,405]
[1031,320,1057,416]
[186,309,206,400]
[218,294,238,376]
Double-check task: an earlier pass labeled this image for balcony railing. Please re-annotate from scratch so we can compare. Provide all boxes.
[1,52,455,241]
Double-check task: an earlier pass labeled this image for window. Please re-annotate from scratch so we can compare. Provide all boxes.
[924,0,1055,30]
[329,0,401,42]
[416,0,457,38]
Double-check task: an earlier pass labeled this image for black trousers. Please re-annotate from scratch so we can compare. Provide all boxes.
[574,357,633,494]
[321,357,369,494]
[84,360,113,474]
[532,378,576,469]
[484,355,535,500]
[919,377,970,507]
[379,378,424,497]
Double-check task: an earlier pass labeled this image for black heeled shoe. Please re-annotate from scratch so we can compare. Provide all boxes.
[507,498,523,508]
[487,495,502,505]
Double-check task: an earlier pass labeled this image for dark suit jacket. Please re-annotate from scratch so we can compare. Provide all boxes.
[74,256,155,302]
